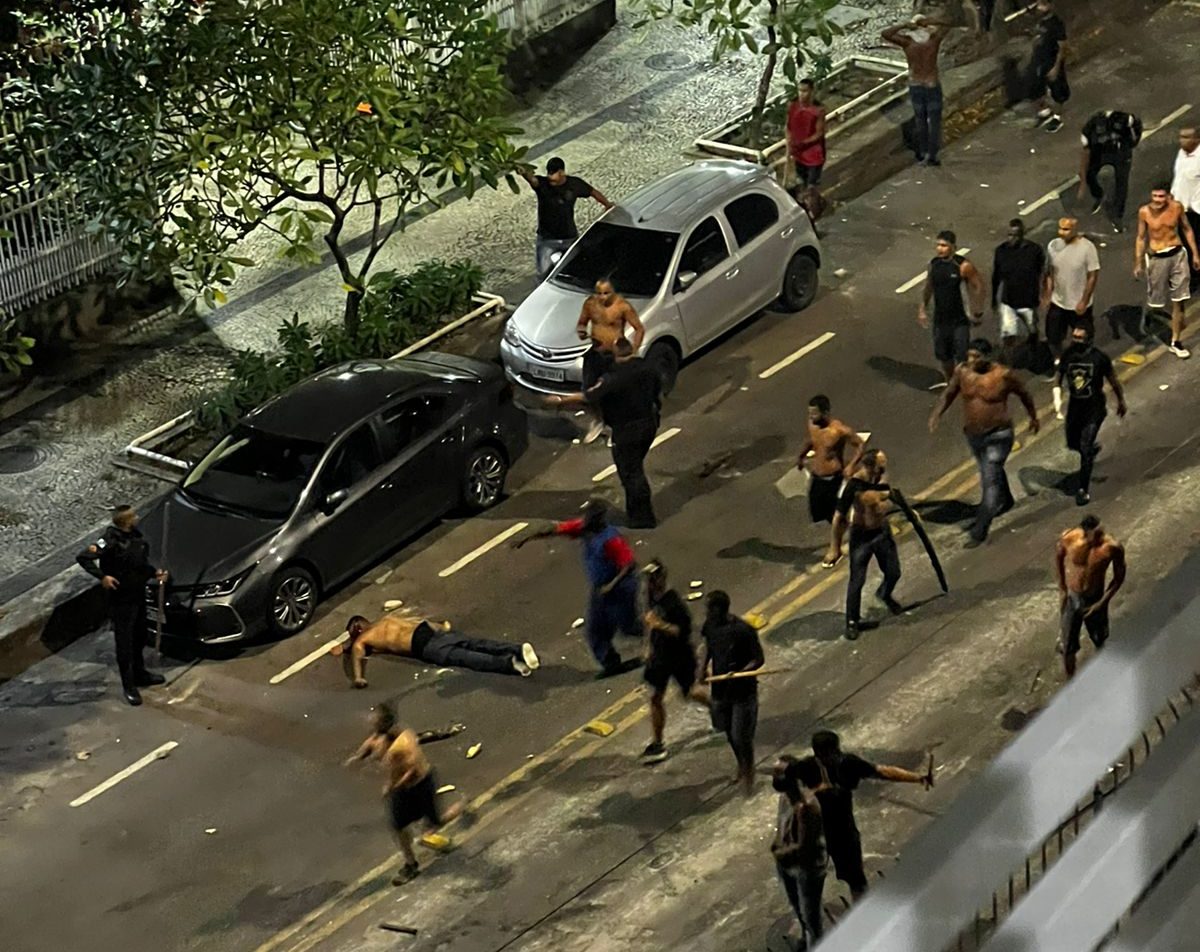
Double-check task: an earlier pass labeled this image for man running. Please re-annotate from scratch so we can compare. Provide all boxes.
[1134,183,1200,359]
[699,590,764,795]
[1170,126,1200,292]
[830,450,903,639]
[513,498,643,678]
[1057,324,1126,506]
[918,230,986,387]
[1026,0,1069,133]
[882,15,952,166]
[344,702,465,767]
[521,157,613,280]
[1077,110,1142,232]
[575,279,646,443]
[796,394,865,566]
[992,218,1047,367]
[1045,217,1100,365]
[334,613,540,686]
[1055,515,1126,679]
[810,730,934,901]
[929,339,1039,547]
[640,558,709,764]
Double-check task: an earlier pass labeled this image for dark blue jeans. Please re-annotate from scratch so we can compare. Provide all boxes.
[778,864,826,945]
[909,84,944,162]
[585,576,641,671]
[966,427,1015,542]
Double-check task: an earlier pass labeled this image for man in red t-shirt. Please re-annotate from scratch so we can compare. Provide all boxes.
[513,498,643,678]
[786,78,827,215]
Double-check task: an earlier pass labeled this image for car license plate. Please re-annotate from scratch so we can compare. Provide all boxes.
[529,366,565,383]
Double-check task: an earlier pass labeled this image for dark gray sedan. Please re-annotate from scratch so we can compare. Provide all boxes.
[141,354,527,642]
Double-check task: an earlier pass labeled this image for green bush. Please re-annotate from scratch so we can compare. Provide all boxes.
[0,316,36,376]
[193,259,486,436]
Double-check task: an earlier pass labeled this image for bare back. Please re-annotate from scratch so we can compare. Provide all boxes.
[807,418,855,478]
[1059,529,1122,598]
[957,365,1018,436]
[580,294,637,349]
[383,728,431,793]
[359,615,422,657]
[1139,200,1186,253]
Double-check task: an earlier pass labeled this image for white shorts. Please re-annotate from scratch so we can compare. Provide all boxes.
[998,304,1036,339]
[1145,249,1190,310]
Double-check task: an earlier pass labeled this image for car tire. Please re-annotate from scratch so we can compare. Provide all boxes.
[646,341,680,396]
[268,565,319,638]
[462,444,508,512]
[780,252,819,312]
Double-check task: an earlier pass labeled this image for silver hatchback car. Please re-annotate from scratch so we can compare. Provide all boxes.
[501,160,822,394]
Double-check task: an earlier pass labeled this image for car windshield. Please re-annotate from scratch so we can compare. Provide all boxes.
[182,425,325,519]
[552,222,679,297]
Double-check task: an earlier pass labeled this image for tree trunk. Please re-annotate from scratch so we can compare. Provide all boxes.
[749,3,780,150]
[344,288,363,335]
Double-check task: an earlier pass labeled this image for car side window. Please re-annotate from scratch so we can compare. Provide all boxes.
[724,193,780,247]
[319,425,381,495]
[677,216,729,281]
[379,394,451,456]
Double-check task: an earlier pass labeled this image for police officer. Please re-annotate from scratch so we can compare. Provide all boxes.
[76,505,166,706]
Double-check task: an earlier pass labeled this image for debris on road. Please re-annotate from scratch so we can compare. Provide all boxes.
[379,923,418,935]
[384,599,404,611]
[75,751,90,761]
[1120,352,1146,365]
[585,720,615,737]
[834,267,849,278]
[466,743,482,759]
[697,451,732,478]
[421,832,453,852]
[686,592,704,601]
[374,569,393,585]
[436,784,456,794]
[689,580,703,588]
[204,828,217,835]
[571,617,585,629]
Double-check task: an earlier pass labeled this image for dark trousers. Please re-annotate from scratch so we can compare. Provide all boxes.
[110,598,150,690]
[846,529,901,624]
[1188,210,1200,292]
[1067,406,1105,494]
[909,85,943,162]
[966,427,1015,542]
[778,864,826,944]
[417,630,520,675]
[586,576,640,671]
[611,419,657,527]
[976,0,996,31]
[1085,152,1132,222]
[711,695,758,773]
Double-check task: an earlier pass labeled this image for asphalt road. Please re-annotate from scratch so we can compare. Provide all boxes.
[4,7,1200,951]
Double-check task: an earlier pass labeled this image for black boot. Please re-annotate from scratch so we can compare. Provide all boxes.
[122,685,143,706]
[136,671,166,687]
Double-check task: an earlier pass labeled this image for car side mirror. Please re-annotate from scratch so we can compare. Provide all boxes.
[677,270,698,292]
[321,489,349,514]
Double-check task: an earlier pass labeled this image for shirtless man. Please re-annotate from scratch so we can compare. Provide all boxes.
[334,613,539,687]
[1134,184,1200,359]
[1055,515,1126,679]
[796,394,865,566]
[830,450,903,639]
[929,338,1039,547]
[575,279,646,443]
[882,15,953,166]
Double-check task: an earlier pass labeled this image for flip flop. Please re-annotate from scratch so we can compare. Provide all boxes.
[820,554,843,570]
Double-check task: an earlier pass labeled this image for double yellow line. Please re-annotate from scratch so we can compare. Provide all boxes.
[254,317,1187,952]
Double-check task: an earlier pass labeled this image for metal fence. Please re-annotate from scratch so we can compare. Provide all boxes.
[483,0,601,38]
[0,111,118,317]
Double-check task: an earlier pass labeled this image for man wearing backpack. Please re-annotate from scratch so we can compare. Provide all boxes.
[1077,110,1143,232]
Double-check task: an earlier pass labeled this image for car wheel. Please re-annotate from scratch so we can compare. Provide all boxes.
[646,340,680,396]
[462,445,508,512]
[268,565,318,638]
[780,252,819,312]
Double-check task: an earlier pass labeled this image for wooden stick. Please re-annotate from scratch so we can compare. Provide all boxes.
[704,667,792,683]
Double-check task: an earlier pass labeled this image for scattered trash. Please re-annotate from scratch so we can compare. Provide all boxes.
[436,784,456,794]
[1160,384,1170,391]
[466,743,482,759]
[571,617,585,629]
[1018,200,1027,206]
[436,668,453,675]
[75,751,90,761]
[574,410,585,417]
[421,832,453,852]
[739,386,749,391]
[1030,148,1036,153]
[686,592,704,601]
[572,438,581,444]
[979,183,990,188]
[584,720,615,737]
[384,599,404,611]
[375,569,393,585]
[527,754,535,759]
[205,828,217,835]
[833,267,849,278]
[746,612,768,630]
[690,580,703,588]
[379,924,419,936]
[1120,353,1145,365]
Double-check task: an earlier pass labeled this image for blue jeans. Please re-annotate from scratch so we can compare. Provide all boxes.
[535,237,573,280]
[778,865,826,945]
[909,84,943,162]
[966,427,1015,542]
[585,576,641,671]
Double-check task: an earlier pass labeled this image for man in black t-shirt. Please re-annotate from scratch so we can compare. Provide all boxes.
[640,559,710,764]
[521,156,613,279]
[700,591,765,795]
[1057,324,1126,506]
[992,218,1047,365]
[1077,111,1142,230]
[811,730,934,901]
[1026,0,1069,133]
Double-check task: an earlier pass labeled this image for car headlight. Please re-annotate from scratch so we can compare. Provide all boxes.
[193,570,250,599]
[503,320,521,347]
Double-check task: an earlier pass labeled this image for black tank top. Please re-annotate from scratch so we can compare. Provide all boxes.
[929,254,968,325]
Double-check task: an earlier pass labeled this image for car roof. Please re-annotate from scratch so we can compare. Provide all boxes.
[607,160,775,233]
[245,354,492,442]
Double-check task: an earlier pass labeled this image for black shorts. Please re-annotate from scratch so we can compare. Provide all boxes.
[808,472,843,524]
[1046,305,1093,346]
[795,163,823,187]
[1065,404,1104,453]
[387,771,442,832]
[644,641,697,695]
[827,834,868,893]
[1059,592,1109,655]
[582,346,614,390]
[932,322,969,364]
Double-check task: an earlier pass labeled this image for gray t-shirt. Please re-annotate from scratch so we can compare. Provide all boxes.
[1048,237,1101,310]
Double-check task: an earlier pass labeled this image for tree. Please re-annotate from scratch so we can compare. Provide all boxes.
[630,0,841,147]
[5,0,527,330]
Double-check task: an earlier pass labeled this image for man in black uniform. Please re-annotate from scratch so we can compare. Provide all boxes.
[810,729,934,901]
[640,558,709,764]
[1058,324,1127,506]
[552,337,663,528]
[520,156,613,280]
[76,505,166,706]
[918,230,985,388]
[1077,110,1142,232]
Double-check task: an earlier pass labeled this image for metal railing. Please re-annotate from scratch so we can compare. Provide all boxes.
[483,0,602,39]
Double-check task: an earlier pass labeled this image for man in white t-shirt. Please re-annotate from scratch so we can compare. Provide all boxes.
[1045,217,1100,369]
[1171,126,1200,292]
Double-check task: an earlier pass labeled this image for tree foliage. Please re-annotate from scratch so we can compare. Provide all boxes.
[630,0,842,145]
[5,0,527,328]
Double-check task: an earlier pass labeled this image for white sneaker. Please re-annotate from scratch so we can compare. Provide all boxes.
[512,657,532,677]
[521,643,540,671]
[583,419,604,444]
[1169,341,1191,359]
